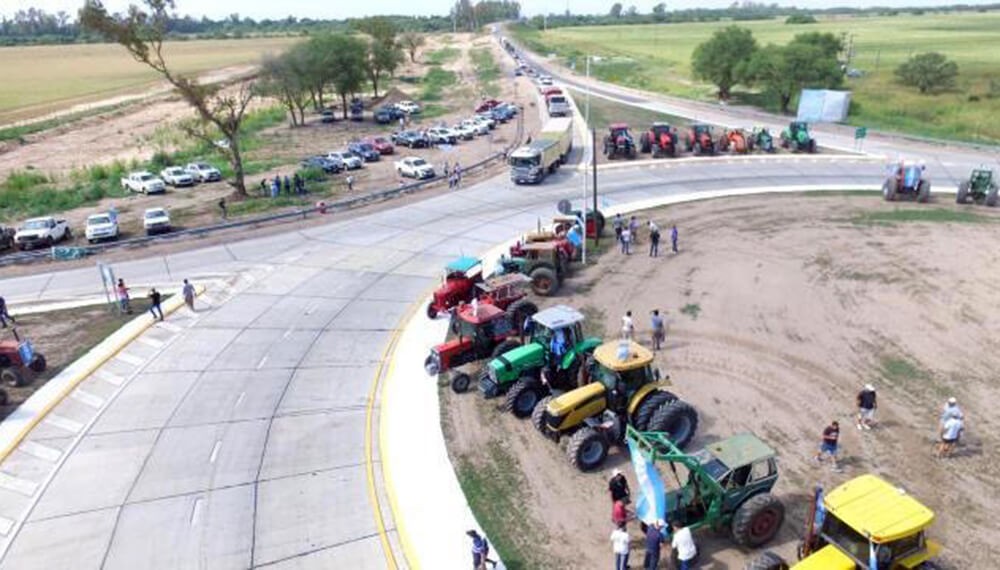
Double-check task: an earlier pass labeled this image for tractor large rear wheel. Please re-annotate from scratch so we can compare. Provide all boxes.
[985,187,998,207]
[567,427,608,471]
[883,178,898,202]
[732,493,785,548]
[956,181,970,204]
[743,551,789,570]
[917,179,931,203]
[29,354,46,373]
[530,267,559,296]
[506,299,538,332]
[532,396,553,434]
[648,400,698,449]
[1,368,25,388]
[504,378,543,418]
[632,391,676,431]
[640,134,651,154]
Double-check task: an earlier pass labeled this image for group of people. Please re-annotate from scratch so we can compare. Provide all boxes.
[114,278,198,321]
[814,385,967,472]
[259,173,308,198]
[620,309,669,351]
[444,160,463,189]
[608,470,698,570]
[612,214,678,257]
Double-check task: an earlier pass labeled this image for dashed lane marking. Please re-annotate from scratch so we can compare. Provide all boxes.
[0,472,37,498]
[97,369,124,387]
[17,441,61,463]
[136,336,165,349]
[114,352,144,367]
[70,389,104,409]
[42,414,84,434]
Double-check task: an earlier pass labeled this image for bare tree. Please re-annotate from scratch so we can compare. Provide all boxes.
[400,31,425,63]
[79,0,255,197]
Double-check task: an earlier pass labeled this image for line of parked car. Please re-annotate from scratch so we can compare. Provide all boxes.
[6,206,173,251]
[119,162,223,195]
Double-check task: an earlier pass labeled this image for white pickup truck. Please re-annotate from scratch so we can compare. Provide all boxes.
[120,171,166,194]
[395,156,436,180]
[85,213,119,243]
[14,216,71,250]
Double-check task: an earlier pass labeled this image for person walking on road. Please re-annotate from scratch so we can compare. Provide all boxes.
[0,296,14,328]
[650,310,665,351]
[116,278,132,314]
[856,384,877,430]
[622,310,635,340]
[937,414,964,458]
[608,469,630,503]
[620,227,632,255]
[611,523,631,570]
[670,519,698,570]
[182,279,196,311]
[643,519,665,570]
[649,223,661,257]
[148,288,164,321]
[814,420,842,471]
[455,162,463,185]
[466,530,494,569]
[218,197,228,220]
[671,224,679,254]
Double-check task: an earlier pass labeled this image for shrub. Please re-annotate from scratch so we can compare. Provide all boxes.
[895,52,959,94]
[785,14,817,24]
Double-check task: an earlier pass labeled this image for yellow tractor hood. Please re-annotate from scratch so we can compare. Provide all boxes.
[593,340,653,372]
[792,544,856,570]
[824,474,935,543]
[546,382,606,417]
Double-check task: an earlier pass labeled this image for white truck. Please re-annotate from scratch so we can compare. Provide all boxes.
[547,93,571,117]
[14,216,71,250]
[509,117,574,184]
[120,171,166,194]
[85,212,119,243]
[395,156,436,180]
[143,207,172,235]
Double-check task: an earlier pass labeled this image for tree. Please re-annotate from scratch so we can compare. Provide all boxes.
[895,52,958,94]
[691,25,758,99]
[609,3,623,18]
[625,5,638,17]
[79,0,254,197]
[400,31,425,63]
[652,3,668,21]
[327,35,368,119]
[258,46,312,126]
[745,38,843,112]
[353,16,403,98]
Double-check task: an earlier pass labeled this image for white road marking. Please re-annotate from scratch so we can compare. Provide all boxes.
[70,389,104,409]
[96,369,124,386]
[157,321,182,333]
[43,414,83,434]
[0,472,38,497]
[281,328,294,340]
[0,515,14,536]
[18,441,61,462]
[190,497,203,526]
[200,295,216,305]
[305,303,317,316]
[256,356,268,370]
[114,352,144,366]
[137,336,165,349]
[209,441,222,464]
[234,392,246,408]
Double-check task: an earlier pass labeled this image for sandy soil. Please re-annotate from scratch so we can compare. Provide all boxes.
[443,194,999,569]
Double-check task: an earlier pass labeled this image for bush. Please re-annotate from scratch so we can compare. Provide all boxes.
[297,166,327,182]
[895,52,959,94]
[785,14,817,24]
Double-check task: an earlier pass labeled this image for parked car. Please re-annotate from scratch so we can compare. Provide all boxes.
[374,106,405,124]
[392,130,430,148]
[498,102,519,116]
[120,171,166,194]
[395,156,436,180]
[160,166,195,187]
[320,108,336,123]
[514,68,523,76]
[491,105,515,122]
[185,162,222,183]
[473,114,496,130]
[539,75,553,85]
[348,142,381,162]
[426,127,458,145]
[394,100,422,114]
[366,137,395,155]
[14,216,70,250]
[85,213,119,243]
[326,151,362,170]
[461,118,489,136]
[322,153,346,171]
[143,207,172,236]
[475,99,502,113]
[301,156,343,173]
[452,123,477,141]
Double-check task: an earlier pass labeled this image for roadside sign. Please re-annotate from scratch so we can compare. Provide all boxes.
[855,127,867,139]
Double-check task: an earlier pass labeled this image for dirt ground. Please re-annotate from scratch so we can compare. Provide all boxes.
[443,193,999,569]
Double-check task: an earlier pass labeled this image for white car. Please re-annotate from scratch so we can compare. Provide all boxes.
[472,115,495,130]
[539,75,553,85]
[426,127,457,145]
[394,100,422,114]
[452,123,477,141]
[120,171,166,194]
[85,213,119,243]
[328,151,362,170]
[185,162,222,182]
[160,166,195,187]
[143,207,172,235]
[395,156,436,180]
[14,216,70,250]
[461,118,489,136]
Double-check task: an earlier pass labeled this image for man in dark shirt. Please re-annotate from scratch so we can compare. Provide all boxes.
[856,384,877,431]
[609,469,630,503]
[814,420,841,471]
[644,519,665,570]
[148,288,164,321]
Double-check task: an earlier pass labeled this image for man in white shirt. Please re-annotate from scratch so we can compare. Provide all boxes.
[610,523,630,570]
[670,519,697,570]
[940,397,963,426]
[937,414,964,458]
[621,311,634,340]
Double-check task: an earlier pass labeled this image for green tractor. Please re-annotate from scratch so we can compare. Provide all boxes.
[627,426,785,549]
[956,167,998,207]
[533,340,698,471]
[780,122,817,153]
[479,305,602,418]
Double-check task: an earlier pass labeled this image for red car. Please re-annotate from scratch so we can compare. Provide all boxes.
[367,137,395,155]
[475,99,502,113]
[541,86,562,97]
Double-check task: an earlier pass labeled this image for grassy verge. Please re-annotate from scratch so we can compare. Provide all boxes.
[567,88,687,131]
[470,47,502,97]
[421,67,458,102]
[851,207,993,225]
[425,46,460,65]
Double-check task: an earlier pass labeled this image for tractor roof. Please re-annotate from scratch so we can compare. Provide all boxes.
[532,305,584,329]
[520,241,559,251]
[593,341,653,371]
[609,122,629,130]
[824,474,935,543]
[652,122,671,127]
[457,302,505,324]
[480,273,529,291]
[446,256,481,273]
[704,433,775,470]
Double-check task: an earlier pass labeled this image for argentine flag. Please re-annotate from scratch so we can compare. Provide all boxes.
[868,539,879,570]
[627,437,666,524]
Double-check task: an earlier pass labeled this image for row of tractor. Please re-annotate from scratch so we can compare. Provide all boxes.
[882,162,998,206]
[604,121,817,160]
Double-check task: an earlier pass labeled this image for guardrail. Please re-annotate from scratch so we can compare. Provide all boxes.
[1,113,525,268]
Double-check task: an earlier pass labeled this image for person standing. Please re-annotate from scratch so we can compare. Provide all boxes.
[346,175,354,192]
[937,414,964,458]
[620,226,632,255]
[649,224,661,257]
[116,278,132,314]
[940,397,963,426]
[283,175,291,195]
[671,224,679,254]
[650,310,665,351]
[218,197,228,220]
[443,160,450,177]
[612,497,632,529]
[0,295,14,328]
[455,162,462,185]
[669,519,698,570]
[613,213,624,243]
[182,279,196,311]
[271,177,281,198]
[608,469,630,503]
[814,420,841,471]
[629,216,640,244]
[259,178,268,195]
[643,519,665,570]
[293,173,303,195]
[108,204,119,225]
[611,523,630,570]
[856,384,877,430]
[148,288,164,321]
[622,310,635,340]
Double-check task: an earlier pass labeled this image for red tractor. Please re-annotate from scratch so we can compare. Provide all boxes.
[603,123,637,160]
[717,128,751,154]
[424,298,538,393]
[0,328,46,399]
[427,257,485,319]
[639,123,679,158]
[684,124,715,156]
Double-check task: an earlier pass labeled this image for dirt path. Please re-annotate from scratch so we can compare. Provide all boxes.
[443,194,999,569]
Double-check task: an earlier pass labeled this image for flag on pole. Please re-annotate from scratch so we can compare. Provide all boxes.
[813,488,826,530]
[868,538,879,570]
[627,437,666,524]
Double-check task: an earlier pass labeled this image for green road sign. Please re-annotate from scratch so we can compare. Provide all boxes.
[855,127,867,139]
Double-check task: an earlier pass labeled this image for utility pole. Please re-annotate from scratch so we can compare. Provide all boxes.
[592,127,598,248]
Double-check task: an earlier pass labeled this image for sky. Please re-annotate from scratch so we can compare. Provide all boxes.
[2,0,995,20]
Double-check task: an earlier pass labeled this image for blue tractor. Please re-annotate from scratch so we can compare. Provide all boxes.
[883,162,931,203]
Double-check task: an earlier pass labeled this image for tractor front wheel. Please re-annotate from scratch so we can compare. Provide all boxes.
[732,493,785,548]
[504,378,542,418]
[506,299,539,330]
[956,181,970,204]
[1,368,25,388]
[530,267,559,296]
[917,179,931,203]
[882,178,898,202]
[532,396,553,434]
[567,427,608,471]
[743,551,789,570]
[426,302,438,319]
[648,400,698,449]
[450,372,471,393]
[985,187,998,207]
[29,354,46,373]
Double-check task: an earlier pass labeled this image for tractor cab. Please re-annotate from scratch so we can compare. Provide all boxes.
[957,167,998,206]
[609,123,631,141]
[685,124,715,155]
[781,121,817,153]
[650,122,674,137]
[499,240,569,296]
[588,341,662,407]
[427,256,484,318]
[525,305,585,356]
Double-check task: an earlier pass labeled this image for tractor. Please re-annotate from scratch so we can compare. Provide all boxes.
[780,121,817,153]
[746,474,941,570]
[639,123,680,158]
[551,210,607,240]
[956,167,998,207]
[684,124,716,156]
[627,426,785,550]
[533,340,698,471]
[603,123,637,160]
[427,257,530,319]
[751,127,776,153]
[479,305,602,417]
[425,296,538,393]
[520,229,576,263]
[718,128,752,154]
[498,241,569,296]
[0,328,46,391]
[882,162,931,203]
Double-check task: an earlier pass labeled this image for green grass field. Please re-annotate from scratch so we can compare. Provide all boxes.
[513,11,1000,143]
[0,37,299,125]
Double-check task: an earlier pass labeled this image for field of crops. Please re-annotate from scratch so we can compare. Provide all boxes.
[513,11,1000,143]
[0,37,298,125]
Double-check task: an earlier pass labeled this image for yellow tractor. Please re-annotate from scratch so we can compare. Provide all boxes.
[532,340,698,471]
[746,474,942,570]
